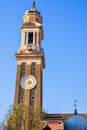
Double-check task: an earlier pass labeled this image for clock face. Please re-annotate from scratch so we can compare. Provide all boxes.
[20,75,36,90]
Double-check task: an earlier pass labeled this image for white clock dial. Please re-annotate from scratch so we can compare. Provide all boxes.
[20,75,36,90]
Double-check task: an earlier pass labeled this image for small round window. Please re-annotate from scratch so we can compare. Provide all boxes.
[58,120,62,124]
[20,96,24,101]
[22,67,25,72]
[32,67,36,72]
[31,95,35,100]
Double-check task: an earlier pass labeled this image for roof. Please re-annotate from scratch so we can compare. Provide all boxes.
[44,113,87,121]
[64,114,87,130]
[24,2,41,17]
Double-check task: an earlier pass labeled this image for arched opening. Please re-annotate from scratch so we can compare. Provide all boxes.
[43,125,51,130]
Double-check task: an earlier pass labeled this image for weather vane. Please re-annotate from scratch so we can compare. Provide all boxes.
[74,100,77,108]
[74,100,78,114]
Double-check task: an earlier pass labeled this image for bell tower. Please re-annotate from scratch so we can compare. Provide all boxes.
[14,2,45,111]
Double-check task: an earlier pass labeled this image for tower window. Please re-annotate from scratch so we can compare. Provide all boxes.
[20,96,24,101]
[32,62,36,73]
[58,121,62,124]
[32,67,36,72]
[28,32,33,44]
[25,32,34,45]
[22,66,25,72]
[21,63,26,72]
[31,95,35,101]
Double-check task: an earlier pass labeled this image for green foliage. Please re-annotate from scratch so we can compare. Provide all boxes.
[0,104,44,130]
[24,106,42,130]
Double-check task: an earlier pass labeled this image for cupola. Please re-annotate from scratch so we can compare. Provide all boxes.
[64,100,87,130]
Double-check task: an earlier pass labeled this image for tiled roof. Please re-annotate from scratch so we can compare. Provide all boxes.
[44,114,87,121]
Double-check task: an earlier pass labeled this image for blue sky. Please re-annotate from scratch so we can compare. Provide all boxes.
[0,0,87,121]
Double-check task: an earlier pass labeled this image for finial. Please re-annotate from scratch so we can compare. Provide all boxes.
[32,1,35,9]
[74,100,77,114]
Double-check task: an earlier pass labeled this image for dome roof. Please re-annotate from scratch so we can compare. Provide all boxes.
[64,114,87,130]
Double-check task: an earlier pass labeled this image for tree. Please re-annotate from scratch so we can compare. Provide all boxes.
[0,105,13,130]
[0,104,45,130]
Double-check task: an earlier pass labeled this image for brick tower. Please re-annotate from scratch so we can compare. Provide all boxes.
[14,2,45,112]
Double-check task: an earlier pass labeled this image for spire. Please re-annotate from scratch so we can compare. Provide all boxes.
[29,1,38,12]
[32,1,35,9]
[74,100,78,115]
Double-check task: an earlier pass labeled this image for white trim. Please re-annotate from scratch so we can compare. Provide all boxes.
[33,32,35,45]
[17,60,41,65]
[22,28,40,32]
[37,31,39,45]
[26,32,28,44]
[21,32,25,47]
[26,61,32,64]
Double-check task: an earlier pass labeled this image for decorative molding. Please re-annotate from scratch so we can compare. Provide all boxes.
[17,60,41,65]
[22,28,40,32]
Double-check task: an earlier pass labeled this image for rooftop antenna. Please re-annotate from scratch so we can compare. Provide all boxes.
[74,100,78,115]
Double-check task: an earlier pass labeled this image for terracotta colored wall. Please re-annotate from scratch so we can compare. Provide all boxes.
[48,122,64,130]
